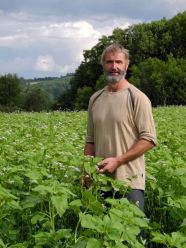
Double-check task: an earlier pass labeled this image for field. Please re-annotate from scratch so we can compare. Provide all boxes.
[0,107,185,248]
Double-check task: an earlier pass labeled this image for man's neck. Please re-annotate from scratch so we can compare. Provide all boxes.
[107,79,129,92]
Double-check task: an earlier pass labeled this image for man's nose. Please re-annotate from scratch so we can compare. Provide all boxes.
[111,62,118,69]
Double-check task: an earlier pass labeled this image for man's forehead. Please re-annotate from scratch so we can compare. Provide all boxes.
[104,51,125,59]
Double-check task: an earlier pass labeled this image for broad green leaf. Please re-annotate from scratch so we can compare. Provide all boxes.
[0,185,17,200]
[9,243,28,248]
[25,169,43,181]
[180,218,186,227]
[55,229,72,240]
[51,195,68,217]
[104,240,128,248]
[0,239,6,248]
[79,213,101,231]
[84,162,96,175]
[132,217,149,228]
[86,238,103,248]
[21,195,41,209]
[151,232,167,244]
[180,176,186,188]
[72,240,87,248]
[32,185,53,195]
[31,213,47,224]
[69,199,82,207]
[168,231,186,247]
[34,232,52,245]
[7,200,22,210]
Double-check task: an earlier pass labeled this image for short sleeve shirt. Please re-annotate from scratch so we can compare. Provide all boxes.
[86,83,157,190]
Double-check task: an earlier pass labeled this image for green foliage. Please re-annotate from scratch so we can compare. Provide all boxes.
[0,74,72,112]
[56,89,74,110]
[75,86,94,110]
[0,107,185,247]
[21,86,53,111]
[0,74,21,110]
[27,76,72,100]
[95,74,107,90]
[130,56,186,106]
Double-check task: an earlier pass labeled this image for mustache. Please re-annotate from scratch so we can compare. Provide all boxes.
[109,69,122,73]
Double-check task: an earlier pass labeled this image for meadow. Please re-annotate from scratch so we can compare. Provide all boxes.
[0,106,185,248]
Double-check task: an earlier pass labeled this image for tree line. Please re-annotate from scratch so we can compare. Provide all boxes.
[0,74,52,112]
[58,11,186,110]
[0,11,185,112]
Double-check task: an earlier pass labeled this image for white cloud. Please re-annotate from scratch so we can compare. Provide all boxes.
[35,55,59,72]
[42,21,100,39]
[0,13,104,77]
[95,17,140,36]
[60,63,78,75]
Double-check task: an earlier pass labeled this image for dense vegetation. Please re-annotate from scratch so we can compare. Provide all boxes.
[0,75,72,112]
[0,107,185,247]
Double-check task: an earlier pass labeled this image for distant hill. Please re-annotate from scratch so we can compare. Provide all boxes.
[25,75,73,100]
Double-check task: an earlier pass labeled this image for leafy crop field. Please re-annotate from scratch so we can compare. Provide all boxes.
[0,107,185,248]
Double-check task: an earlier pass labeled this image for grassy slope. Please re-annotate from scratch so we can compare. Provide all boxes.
[27,76,73,99]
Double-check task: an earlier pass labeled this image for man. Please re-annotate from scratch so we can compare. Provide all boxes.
[83,43,157,211]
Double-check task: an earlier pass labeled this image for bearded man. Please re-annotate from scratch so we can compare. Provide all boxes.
[83,43,157,211]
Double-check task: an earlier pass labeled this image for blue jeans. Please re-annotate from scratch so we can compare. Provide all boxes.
[101,189,144,211]
[125,189,144,211]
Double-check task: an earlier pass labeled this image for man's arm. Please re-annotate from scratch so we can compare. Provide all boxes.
[98,139,155,174]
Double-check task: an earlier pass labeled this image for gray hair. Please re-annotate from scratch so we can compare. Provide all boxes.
[101,43,130,66]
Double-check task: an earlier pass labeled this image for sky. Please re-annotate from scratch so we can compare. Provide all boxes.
[0,0,186,79]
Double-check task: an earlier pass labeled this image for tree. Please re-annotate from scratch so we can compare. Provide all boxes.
[130,56,186,106]
[55,89,74,110]
[130,58,167,106]
[75,86,94,110]
[22,87,53,112]
[0,74,21,108]
[163,56,186,105]
[95,74,107,90]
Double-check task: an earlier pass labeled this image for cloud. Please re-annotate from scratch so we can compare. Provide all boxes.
[42,21,100,39]
[35,55,59,72]
[0,11,106,77]
[0,57,34,76]
[0,0,186,78]
[0,34,32,48]
[61,63,79,75]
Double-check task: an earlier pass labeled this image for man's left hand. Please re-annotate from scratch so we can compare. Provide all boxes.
[97,157,120,174]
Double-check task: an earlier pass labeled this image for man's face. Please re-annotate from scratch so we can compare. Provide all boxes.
[103,51,128,84]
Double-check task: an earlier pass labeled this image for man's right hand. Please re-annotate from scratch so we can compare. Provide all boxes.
[82,173,91,188]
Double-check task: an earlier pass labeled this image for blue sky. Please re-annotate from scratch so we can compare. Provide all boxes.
[0,0,185,79]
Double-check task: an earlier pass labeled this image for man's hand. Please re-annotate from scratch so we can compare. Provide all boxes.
[97,157,120,174]
[97,139,155,175]
[82,173,91,188]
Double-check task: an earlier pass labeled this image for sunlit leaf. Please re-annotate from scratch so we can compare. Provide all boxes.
[51,195,68,217]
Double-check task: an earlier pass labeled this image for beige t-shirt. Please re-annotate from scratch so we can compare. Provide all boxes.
[86,83,157,190]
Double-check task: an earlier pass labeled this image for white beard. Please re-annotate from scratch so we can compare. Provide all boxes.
[104,70,126,84]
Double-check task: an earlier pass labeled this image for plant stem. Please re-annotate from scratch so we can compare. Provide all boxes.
[49,200,55,232]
